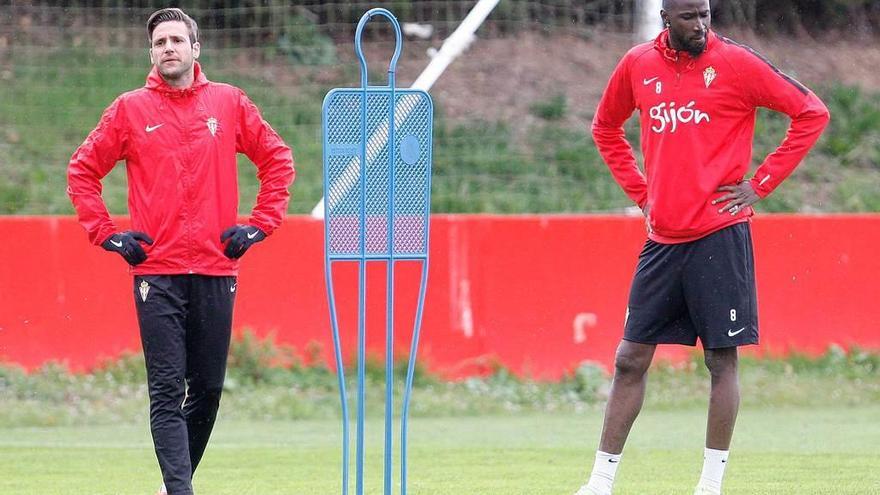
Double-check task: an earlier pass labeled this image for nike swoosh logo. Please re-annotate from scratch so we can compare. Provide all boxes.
[110,239,123,248]
[608,458,619,463]
[247,230,259,239]
[643,77,659,85]
[728,326,746,337]
[145,124,164,133]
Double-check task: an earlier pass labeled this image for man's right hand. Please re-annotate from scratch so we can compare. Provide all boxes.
[101,231,154,266]
[641,203,653,234]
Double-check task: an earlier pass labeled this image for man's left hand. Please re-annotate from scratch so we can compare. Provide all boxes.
[220,225,266,259]
[713,182,760,216]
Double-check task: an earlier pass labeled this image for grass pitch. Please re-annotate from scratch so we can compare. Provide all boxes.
[2,406,878,494]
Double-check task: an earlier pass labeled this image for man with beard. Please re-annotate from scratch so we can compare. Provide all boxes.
[574,1,829,494]
[67,8,295,495]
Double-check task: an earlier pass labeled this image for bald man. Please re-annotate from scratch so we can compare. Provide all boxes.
[574,1,829,494]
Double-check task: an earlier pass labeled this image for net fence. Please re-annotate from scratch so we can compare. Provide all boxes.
[0,1,857,215]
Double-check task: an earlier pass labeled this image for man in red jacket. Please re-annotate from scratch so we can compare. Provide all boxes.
[67,8,295,495]
[575,1,829,494]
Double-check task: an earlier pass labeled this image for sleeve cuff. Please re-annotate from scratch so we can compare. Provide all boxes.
[748,176,772,198]
[247,219,273,236]
[95,228,118,246]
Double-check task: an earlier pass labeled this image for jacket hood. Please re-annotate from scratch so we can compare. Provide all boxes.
[145,62,208,96]
[653,29,717,65]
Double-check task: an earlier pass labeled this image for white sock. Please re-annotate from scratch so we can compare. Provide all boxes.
[697,448,729,493]
[585,450,622,494]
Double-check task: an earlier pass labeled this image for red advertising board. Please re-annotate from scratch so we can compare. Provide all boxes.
[1,215,878,379]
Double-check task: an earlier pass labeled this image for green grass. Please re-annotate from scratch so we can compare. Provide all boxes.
[2,47,879,215]
[2,342,878,492]
[1,407,878,494]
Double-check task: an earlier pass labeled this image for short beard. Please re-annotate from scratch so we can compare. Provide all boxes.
[158,60,192,82]
[671,34,707,57]
[685,42,706,57]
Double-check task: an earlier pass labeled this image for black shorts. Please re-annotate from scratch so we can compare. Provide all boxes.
[624,222,759,349]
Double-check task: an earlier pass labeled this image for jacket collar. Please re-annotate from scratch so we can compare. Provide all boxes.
[653,29,717,66]
[145,62,208,96]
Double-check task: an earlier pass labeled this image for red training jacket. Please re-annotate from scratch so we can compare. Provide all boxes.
[68,63,295,275]
[592,30,829,243]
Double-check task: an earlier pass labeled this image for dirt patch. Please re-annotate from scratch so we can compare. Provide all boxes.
[396,31,629,130]
[388,30,880,130]
[206,29,879,135]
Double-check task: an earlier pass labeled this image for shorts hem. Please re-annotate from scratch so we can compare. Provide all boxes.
[702,339,759,350]
[622,336,698,347]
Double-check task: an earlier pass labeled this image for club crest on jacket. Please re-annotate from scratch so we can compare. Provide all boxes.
[703,66,717,88]
[206,117,219,136]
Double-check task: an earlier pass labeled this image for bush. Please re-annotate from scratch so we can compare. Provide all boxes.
[276,14,337,66]
[529,93,567,121]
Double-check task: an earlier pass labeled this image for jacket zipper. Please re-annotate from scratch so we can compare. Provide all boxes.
[178,93,196,275]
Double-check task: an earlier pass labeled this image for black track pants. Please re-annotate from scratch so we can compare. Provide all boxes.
[133,275,236,495]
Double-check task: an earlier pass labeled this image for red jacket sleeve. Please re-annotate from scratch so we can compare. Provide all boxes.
[737,50,830,198]
[591,51,648,209]
[67,97,128,245]
[236,90,296,235]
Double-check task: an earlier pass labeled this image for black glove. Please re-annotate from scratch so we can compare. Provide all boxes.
[102,231,154,266]
[220,225,266,259]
